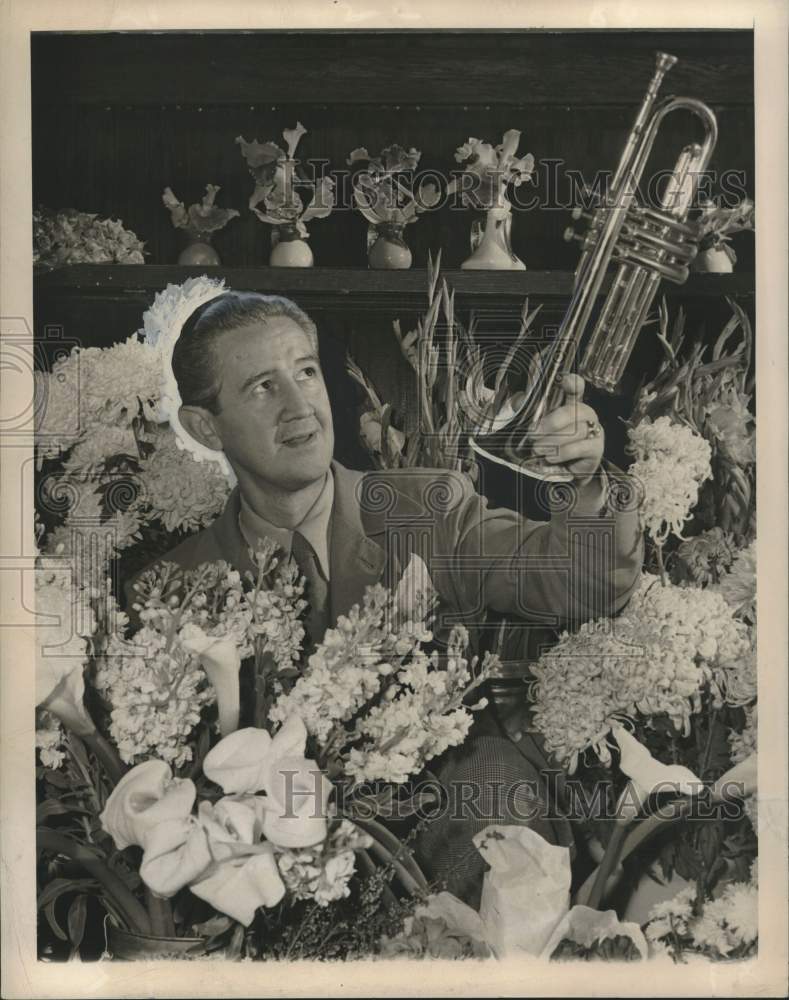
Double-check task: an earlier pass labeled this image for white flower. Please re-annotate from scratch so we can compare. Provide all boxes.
[627,416,712,545]
[36,710,67,769]
[138,427,231,532]
[530,574,751,769]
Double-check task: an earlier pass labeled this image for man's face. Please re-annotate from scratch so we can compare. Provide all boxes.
[208,317,334,491]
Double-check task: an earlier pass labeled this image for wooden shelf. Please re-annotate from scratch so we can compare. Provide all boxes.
[35,264,755,305]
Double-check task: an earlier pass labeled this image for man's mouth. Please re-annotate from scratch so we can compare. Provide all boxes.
[282,430,318,447]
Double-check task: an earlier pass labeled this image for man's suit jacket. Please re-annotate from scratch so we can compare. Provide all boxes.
[129,459,643,642]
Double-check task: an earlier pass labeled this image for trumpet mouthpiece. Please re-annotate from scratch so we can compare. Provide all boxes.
[656,51,678,74]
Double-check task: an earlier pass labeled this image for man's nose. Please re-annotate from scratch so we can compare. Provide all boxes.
[280,378,314,419]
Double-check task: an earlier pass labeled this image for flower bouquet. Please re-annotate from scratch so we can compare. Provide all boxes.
[35,520,498,959]
[524,299,758,959]
[446,130,534,270]
[346,144,439,269]
[33,207,146,269]
[34,275,507,959]
[236,122,335,267]
[691,197,755,273]
[162,184,239,266]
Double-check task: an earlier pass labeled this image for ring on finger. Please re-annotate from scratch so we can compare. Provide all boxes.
[585,418,602,439]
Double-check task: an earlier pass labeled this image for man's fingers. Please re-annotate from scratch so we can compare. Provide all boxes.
[561,373,585,398]
[538,438,602,465]
[536,401,597,435]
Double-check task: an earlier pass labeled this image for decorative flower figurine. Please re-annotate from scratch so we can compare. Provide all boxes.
[447,130,534,270]
[692,197,754,273]
[346,145,438,269]
[162,184,239,266]
[236,123,335,268]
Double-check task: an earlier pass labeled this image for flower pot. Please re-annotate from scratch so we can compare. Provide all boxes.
[368,223,412,270]
[461,204,525,271]
[270,226,313,268]
[693,246,734,273]
[104,919,206,960]
[178,237,221,267]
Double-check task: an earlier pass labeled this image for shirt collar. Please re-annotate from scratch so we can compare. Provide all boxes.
[238,469,334,580]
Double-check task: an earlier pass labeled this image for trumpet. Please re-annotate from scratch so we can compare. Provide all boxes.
[469,52,718,481]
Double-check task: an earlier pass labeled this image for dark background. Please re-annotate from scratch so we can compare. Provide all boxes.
[32,29,755,486]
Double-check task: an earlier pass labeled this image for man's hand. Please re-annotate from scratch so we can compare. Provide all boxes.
[530,374,604,486]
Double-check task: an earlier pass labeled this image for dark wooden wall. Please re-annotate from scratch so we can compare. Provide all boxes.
[32,30,755,487]
[32,31,755,272]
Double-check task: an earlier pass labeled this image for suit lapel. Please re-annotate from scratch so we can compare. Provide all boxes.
[328,462,389,621]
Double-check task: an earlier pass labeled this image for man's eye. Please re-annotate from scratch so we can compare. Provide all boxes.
[253,379,273,394]
[296,366,317,380]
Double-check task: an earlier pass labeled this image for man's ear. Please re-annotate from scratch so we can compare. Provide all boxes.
[179,405,223,452]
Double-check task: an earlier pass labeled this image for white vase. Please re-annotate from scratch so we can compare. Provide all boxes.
[270,226,314,268]
[694,246,734,273]
[461,204,526,271]
[368,223,412,270]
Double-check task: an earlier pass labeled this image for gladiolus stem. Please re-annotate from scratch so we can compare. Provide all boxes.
[37,830,151,935]
[82,730,126,786]
[145,888,176,937]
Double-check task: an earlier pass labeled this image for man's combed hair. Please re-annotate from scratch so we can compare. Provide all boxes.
[171,291,319,414]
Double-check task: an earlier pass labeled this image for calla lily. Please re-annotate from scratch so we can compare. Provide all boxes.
[203,727,273,794]
[190,846,286,926]
[260,753,332,848]
[100,760,197,849]
[35,572,96,736]
[203,717,332,849]
[180,625,241,736]
[100,760,213,897]
[711,752,757,802]
[37,662,95,737]
[613,725,703,820]
[394,553,435,627]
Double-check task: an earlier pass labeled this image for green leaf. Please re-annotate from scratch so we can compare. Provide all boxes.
[67,734,90,773]
[43,769,72,789]
[36,799,73,823]
[43,898,68,941]
[67,895,88,952]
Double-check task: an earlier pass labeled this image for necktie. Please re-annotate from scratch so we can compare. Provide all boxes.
[290,530,330,649]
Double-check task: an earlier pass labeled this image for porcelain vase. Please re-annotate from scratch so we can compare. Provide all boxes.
[461,204,525,271]
[178,236,220,266]
[270,226,314,268]
[693,245,734,273]
[368,223,412,270]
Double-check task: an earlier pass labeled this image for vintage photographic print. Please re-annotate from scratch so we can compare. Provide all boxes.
[1,2,786,997]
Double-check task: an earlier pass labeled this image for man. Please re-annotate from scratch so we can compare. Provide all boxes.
[135,289,643,905]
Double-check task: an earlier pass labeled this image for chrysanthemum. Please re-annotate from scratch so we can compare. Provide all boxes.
[530,574,752,770]
[138,428,231,532]
[627,416,712,545]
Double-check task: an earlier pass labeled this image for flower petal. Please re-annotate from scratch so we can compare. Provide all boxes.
[261,755,331,848]
[181,626,241,736]
[613,725,702,815]
[203,727,273,794]
[99,759,197,850]
[189,847,285,925]
[140,818,212,897]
